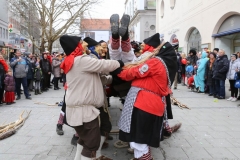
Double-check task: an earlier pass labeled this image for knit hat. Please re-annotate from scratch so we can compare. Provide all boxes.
[84,37,99,47]
[60,35,81,56]
[143,33,161,48]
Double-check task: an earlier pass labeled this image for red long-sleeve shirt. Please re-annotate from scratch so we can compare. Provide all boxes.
[118,58,168,116]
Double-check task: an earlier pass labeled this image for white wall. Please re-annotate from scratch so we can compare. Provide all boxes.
[156,0,240,53]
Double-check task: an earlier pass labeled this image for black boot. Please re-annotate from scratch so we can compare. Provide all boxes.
[56,124,64,135]
[38,89,42,94]
[71,134,79,146]
[119,14,130,37]
[35,90,38,95]
[110,14,119,39]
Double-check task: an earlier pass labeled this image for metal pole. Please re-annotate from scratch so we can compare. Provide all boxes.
[33,37,35,54]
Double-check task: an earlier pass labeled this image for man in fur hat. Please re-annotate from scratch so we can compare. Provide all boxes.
[60,35,122,160]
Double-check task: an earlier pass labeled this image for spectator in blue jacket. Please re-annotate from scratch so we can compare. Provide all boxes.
[10,50,32,100]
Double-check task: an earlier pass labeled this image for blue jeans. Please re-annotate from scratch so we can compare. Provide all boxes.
[215,79,225,98]
[16,77,30,98]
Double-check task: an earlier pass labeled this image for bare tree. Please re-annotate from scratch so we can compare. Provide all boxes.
[8,0,100,53]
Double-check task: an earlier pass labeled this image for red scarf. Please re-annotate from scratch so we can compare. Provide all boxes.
[0,59,8,72]
[60,43,83,74]
[142,44,154,54]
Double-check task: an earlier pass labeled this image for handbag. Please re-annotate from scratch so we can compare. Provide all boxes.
[235,80,240,88]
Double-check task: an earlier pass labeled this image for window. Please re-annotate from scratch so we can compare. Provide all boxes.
[170,0,176,9]
[150,25,155,30]
[160,1,164,18]
[6,29,8,39]
[0,28,2,38]
[3,29,5,39]
[146,0,156,9]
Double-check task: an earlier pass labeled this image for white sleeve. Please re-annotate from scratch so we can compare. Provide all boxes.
[108,44,122,60]
[121,48,136,63]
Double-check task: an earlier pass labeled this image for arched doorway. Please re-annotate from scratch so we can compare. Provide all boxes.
[213,14,240,56]
[187,28,202,52]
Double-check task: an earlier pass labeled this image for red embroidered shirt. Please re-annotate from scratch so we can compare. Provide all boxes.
[118,58,168,116]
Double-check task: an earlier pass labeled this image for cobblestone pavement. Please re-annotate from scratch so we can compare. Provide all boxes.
[0,84,240,160]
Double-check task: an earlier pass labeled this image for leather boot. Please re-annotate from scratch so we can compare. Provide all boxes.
[35,90,38,95]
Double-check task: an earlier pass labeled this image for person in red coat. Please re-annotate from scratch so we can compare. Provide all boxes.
[111,33,177,160]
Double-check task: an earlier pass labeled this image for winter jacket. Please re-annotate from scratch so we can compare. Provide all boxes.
[187,55,198,66]
[4,75,15,92]
[227,59,240,80]
[10,57,29,78]
[26,58,35,79]
[213,55,229,80]
[52,58,61,77]
[34,68,43,81]
[0,60,8,88]
[40,58,52,73]
[205,60,214,85]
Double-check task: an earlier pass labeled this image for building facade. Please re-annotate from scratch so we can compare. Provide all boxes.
[156,0,240,56]
[0,0,9,48]
[125,0,156,42]
[80,19,110,42]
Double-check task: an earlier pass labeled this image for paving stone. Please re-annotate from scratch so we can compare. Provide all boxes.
[48,146,74,156]
[0,154,35,160]
[226,139,240,148]
[0,143,14,153]
[162,147,188,159]
[185,138,213,148]
[5,144,52,155]
[227,148,240,158]
[33,154,57,160]
[26,136,51,145]
[165,138,192,148]
[207,139,235,148]
[204,148,237,159]
[182,147,212,159]
[0,135,32,145]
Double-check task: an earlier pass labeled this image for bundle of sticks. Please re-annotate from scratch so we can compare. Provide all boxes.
[0,110,31,140]
[171,96,191,110]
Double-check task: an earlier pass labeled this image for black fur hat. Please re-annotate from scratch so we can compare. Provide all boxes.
[60,35,81,56]
[84,37,99,47]
[143,33,161,48]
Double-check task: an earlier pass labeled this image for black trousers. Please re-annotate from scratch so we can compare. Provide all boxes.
[229,80,238,97]
[98,107,112,136]
[0,83,4,103]
[54,77,59,88]
[42,73,50,90]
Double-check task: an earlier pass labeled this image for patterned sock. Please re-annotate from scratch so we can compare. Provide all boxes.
[57,113,64,125]
[75,132,79,137]
[121,38,131,52]
[111,38,120,50]
[139,148,151,160]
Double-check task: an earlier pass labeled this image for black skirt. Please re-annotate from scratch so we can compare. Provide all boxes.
[119,107,164,148]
